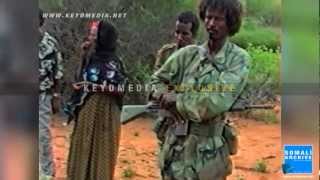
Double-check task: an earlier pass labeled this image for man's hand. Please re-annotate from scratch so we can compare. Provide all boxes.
[72,82,83,90]
[81,40,92,50]
[53,93,60,98]
[159,92,177,109]
[52,92,61,114]
[159,93,185,124]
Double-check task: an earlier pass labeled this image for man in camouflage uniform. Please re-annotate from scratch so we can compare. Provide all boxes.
[150,0,250,179]
[154,11,199,71]
[153,11,199,146]
[39,9,63,180]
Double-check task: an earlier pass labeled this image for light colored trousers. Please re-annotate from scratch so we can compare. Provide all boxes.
[39,93,54,176]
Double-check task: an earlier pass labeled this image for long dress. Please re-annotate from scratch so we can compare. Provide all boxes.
[67,93,121,180]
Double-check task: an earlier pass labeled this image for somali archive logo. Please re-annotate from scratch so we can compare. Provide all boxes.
[282,145,312,174]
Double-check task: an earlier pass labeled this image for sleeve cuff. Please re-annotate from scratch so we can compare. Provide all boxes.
[176,94,184,115]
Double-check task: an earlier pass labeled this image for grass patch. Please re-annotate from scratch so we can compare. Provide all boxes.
[231,18,280,50]
[122,167,135,178]
[246,110,278,124]
[253,159,267,173]
[236,174,246,180]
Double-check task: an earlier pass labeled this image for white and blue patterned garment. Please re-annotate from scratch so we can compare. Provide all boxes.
[39,32,63,93]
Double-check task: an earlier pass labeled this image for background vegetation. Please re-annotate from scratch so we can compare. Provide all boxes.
[40,0,281,105]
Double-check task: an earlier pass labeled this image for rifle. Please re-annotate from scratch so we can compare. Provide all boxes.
[120,102,274,125]
[121,101,178,124]
[121,101,189,136]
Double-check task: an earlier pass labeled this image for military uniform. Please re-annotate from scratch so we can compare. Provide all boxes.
[154,43,178,71]
[150,40,250,180]
[39,32,63,178]
[153,43,178,144]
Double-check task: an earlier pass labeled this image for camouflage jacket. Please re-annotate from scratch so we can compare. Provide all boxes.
[39,32,63,93]
[150,40,251,122]
[154,43,177,71]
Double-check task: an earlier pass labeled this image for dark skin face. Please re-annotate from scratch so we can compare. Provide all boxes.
[157,21,194,107]
[87,27,98,42]
[81,27,98,50]
[174,21,194,48]
[204,8,229,53]
[159,11,228,107]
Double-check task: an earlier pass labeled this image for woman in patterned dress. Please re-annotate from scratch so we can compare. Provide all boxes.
[67,21,126,180]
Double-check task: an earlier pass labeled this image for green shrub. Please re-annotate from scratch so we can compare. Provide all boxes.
[247,45,280,91]
[231,19,280,50]
[237,45,280,119]
[233,44,279,107]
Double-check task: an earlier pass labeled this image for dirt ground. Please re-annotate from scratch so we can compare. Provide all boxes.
[51,106,282,180]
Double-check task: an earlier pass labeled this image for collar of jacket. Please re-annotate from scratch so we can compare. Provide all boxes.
[199,39,229,67]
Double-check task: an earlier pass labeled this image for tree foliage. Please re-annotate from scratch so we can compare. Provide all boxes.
[39,0,197,102]
[39,0,280,104]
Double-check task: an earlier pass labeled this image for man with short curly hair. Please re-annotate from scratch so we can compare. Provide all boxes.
[150,0,250,179]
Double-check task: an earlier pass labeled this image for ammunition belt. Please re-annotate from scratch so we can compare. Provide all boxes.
[188,115,226,137]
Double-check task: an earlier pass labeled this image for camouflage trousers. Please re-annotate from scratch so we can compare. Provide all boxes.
[158,120,234,180]
[39,93,55,177]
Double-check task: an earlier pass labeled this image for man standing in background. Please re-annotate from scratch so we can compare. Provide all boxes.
[153,11,199,146]
[154,11,199,71]
[39,9,64,180]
